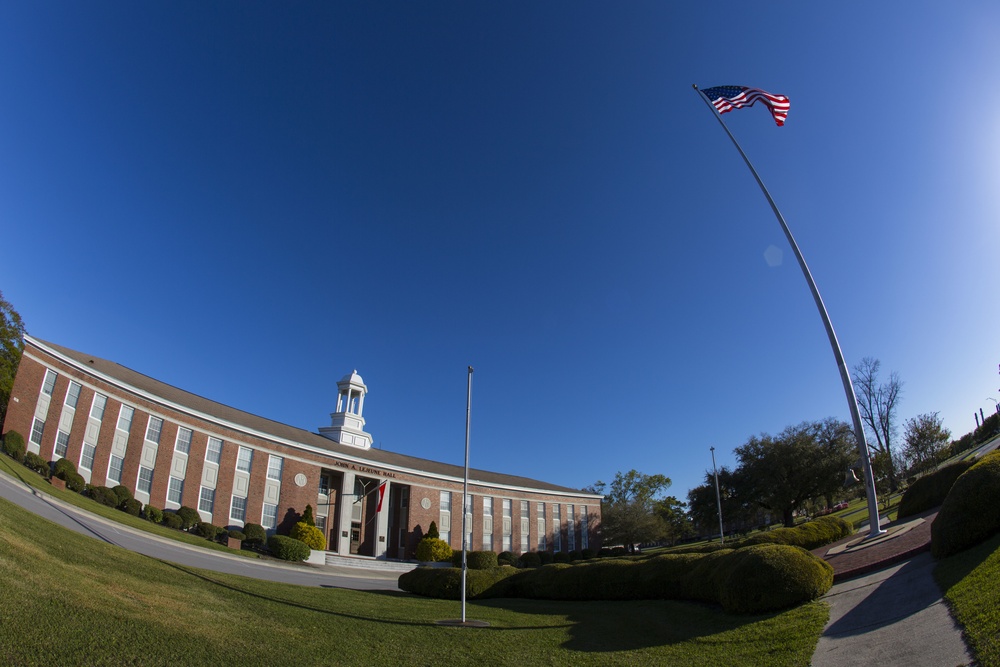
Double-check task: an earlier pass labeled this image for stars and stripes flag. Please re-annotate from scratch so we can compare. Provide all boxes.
[701,85,790,127]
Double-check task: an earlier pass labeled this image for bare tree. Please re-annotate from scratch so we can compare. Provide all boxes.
[851,357,903,492]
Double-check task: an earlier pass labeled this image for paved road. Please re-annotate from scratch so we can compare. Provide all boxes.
[0,468,400,591]
[811,553,971,667]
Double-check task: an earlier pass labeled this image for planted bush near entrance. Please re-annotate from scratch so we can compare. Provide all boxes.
[932,450,1000,558]
[267,534,310,561]
[898,460,975,519]
[399,543,833,614]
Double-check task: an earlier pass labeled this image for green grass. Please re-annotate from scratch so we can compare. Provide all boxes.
[0,454,259,559]
[935,531,1000,667]
[0,495,829,666]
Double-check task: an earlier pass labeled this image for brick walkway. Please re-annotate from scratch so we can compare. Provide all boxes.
[811,508,938,582]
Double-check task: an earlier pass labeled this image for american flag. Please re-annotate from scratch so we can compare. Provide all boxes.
[701,85,790,127]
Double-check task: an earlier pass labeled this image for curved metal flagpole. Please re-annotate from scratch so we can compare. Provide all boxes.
[693,84,884,538]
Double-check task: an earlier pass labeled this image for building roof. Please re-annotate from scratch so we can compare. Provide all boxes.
[28,336,599,498]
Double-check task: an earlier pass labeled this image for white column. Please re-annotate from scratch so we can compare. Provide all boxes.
[336,471,356,556]
[375,480,391,559]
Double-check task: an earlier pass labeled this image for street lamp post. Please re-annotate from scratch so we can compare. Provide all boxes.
[710,446,724,545]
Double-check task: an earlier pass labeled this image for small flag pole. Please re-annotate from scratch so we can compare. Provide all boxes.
[461,366,473,623]
[693,84,884,538]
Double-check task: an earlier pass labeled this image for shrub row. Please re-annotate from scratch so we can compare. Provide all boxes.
[898,460,975,519]
[932,450,1000,558]
[399,543,833,614]
[450,550,498,570]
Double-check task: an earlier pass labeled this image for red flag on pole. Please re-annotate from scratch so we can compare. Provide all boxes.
[376,480,387,512]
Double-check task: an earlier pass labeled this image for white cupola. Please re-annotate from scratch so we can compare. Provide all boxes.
[318,370,373,449]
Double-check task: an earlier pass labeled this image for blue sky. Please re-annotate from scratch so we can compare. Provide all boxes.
[3,2,999,500]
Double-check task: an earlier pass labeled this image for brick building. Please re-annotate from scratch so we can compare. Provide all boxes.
[3,335,602,560]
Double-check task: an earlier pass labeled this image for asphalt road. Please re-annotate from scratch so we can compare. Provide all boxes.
[0,468,400,591]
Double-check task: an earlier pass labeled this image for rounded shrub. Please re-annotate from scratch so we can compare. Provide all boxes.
[63,471,85,493]
[553,551,570,563]
[242,523,267,548]
[161,512,184,530]
[194,522,222,540]
[518,551,541,568]
[23,451,50,477]
[898,460,975,519]
[714,544,834,614]
[143,505,163,523]
[87,485,119,507]
[2,430,26,463]
[497,551,517,567]
[289,521,327,550]
[467,551,499,570]
[121,498,143,517]
[176,506,200,530]
[581,548,596,560]
[268,535,310,561]
[52,457,78,480]
[415,537,453,563]
[112,485,134,507]
[932,451,1000,558]
[539,551,554,565]
[228,529,246,541]
[398,566,518,600]
[568,550,582,562]
[740,515,852,550]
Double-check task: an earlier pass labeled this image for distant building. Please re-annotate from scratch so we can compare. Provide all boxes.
[4,335,602,560]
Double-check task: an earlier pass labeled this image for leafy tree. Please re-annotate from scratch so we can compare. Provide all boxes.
[902,412,951,471]
[0,291,26,425]
[852,357,903,491]
[686,467,757,537]
[654,496,694,546]
[735,419,855,527]
[590,470,672,550]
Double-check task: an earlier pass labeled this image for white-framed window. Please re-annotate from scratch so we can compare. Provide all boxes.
[108,455,124,484]
[90,394,107,421]
[502,498,512,552]
[198,486,215,515]
[520,500,530,553]
[167,476,184,504]
[230,495,247,523]
[65,381,82,408]
[175,427,192,454]
[567,504,575,551]
[54,430,70,458]
[42,369,58,396]
[553,504,562,551]
[482,497,494,551]
[137,466,154,494]
[80,444,96,471]
[266,455,283,481]
[262,503,278,530]
[318,474,331,496]
[145,416,163,444]
[537,502,546,551]
[30,418,45,447]
[236,446,253,473]
[439,491,451,545]
[580,506,589,549]
[116,405,134,433]
[316,514,327,534]
[206,437,223,464]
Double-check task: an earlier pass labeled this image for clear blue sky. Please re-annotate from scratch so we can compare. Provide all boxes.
[3,2,999,500]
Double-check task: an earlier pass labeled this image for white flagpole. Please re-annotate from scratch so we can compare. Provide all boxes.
[693,85,884,538]
[461,366,473,623]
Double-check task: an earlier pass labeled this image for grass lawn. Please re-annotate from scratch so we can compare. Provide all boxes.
[935,531,1000,667]
[0,495,829,666]
[0,454,259,559]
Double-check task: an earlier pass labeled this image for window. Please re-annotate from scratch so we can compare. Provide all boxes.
[30,418,45,446]
[502,499,512,552]
[318,474,331,496]
[65,381,82,408]
[262,503,278,530]
[90,394,107,420]
[145,416,163,444]
[108,456,124,484]
[267,455,283,481]
[567,505,576,551]
[55,430,70,458]
[316,514,327,533]
[537,502,546,551]
[116,405,134,433]
[230,495,247,523]
[439,491,451,545]
[520,501,530,553]
[42,369,58,396]
[137,466,154,494]
[580,506,589,549]
[482,497,494,551]
[465,496,473,551]
[553,504,562,551]
[80,444,96,471]
[206,437,223,464]
[236,447,253,473]
[167,476,184,504]
[175,428,192,454]
[199,486,215,515]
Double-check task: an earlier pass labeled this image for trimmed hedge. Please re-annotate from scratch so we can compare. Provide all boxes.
[898,460,975,519]
[932,451,1000,558]
[176,506,200,530]
[268,535,310,561]
[450,550,499,569]
[497,551,517,567]
[121,498,143,517]
[161,512,184,530]
[399,544,833,614]
[194,522,222,540]
[739,516,852,550]
[2,430,26,463]
[86,485,119,508]
[518,551,541,568]
[143,505,163,523]
[415,537,452,562]
[242,523,267,548]
[289,521,326,551]
[112,485,134,507]
[23,452,49,477]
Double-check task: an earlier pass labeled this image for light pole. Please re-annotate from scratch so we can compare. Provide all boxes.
[710,446,724,545]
